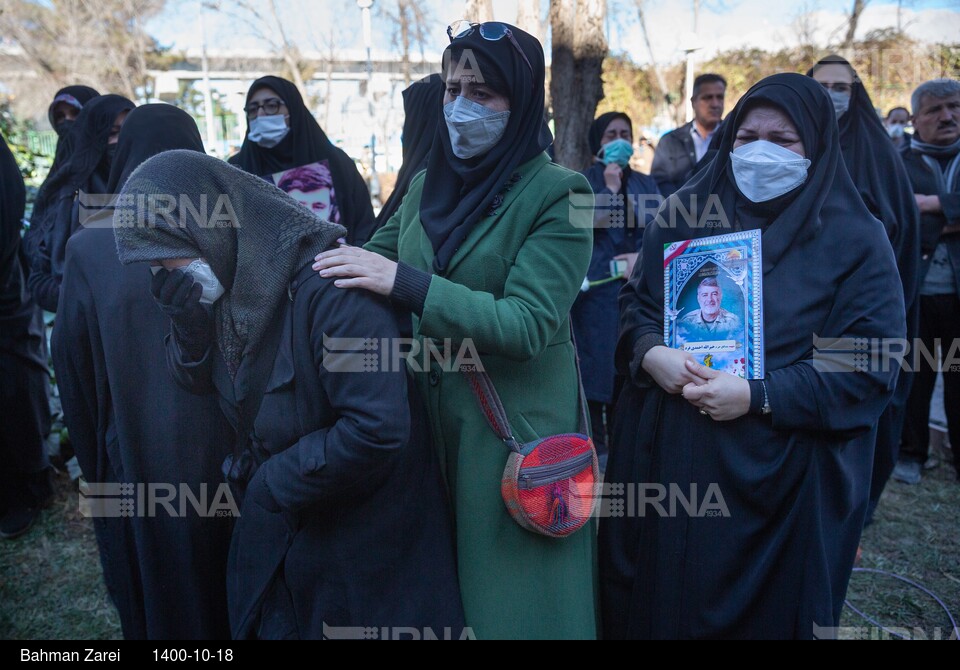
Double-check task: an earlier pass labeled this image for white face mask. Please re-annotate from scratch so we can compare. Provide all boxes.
[828,90,851,119]
[443,96,511,160]
[886,123,906,139]
[730,140,812,203]
[184,259,226,305]
[248,115,290,148]
[150,260,225,304]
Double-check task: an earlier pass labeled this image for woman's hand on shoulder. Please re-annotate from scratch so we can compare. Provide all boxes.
[681,360,751,421]
[642,345,705,394]
[313,243,398,296]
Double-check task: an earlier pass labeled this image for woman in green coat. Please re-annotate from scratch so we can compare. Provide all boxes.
[313,22,597,639]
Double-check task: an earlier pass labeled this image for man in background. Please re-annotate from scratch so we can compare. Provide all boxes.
[651,73,726,197]
[894,79,960,485]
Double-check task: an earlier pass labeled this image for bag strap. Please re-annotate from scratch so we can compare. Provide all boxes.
[464,322,591,453]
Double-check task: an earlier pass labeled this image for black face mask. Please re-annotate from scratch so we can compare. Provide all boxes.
[55,119,76,138]
[105,143,118,166]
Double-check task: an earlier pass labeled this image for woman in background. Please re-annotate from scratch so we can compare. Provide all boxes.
[229,76,375,245]
[808,55,920,519]
[28,94,134,311]
[573,111,660,468]
[375,73,444,229]
[52,105,234,639]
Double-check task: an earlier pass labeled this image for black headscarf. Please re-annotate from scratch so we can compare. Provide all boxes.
[619,73,886,367]
[375,73,444,228]
[230,76,328,176]
[25,95,134,308]
[48,85,100,137]
[35,94,135,212]
[669,73,841,270]
[46,86,101,185]
[589,111,632,158]
[229,75,374,244]
[26,87,103,250]
[807,55,919,286]
[419,24,553,273]
[107,104,205,193]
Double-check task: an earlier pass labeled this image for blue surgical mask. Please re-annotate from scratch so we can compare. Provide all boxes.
[248,115,290,148]
[601,138,634,168]
[828,90,851,119]
[730,140,811,203]
[443,97,510,159]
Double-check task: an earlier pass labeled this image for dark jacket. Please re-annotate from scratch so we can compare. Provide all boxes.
[27,192,81,312]
[0,134,45,369]
[168,264,464,640]
[899,147,960,292]
[52,226,234,640]
[651,122,697,197]
[572,162,660,403]
[1,133,49,502]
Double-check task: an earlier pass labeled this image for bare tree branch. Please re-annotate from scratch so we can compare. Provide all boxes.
[220,0,310,99]
[380,0,432,87]
[633,0,669,104]
[0,0,166,111]
[843,0,870,49]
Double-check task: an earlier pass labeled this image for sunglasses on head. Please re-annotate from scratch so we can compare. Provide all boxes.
[446,20,535,87]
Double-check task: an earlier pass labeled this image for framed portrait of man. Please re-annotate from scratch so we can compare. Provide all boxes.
[664,230,764,379]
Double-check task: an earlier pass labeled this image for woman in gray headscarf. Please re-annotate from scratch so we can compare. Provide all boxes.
[114,151,464,640]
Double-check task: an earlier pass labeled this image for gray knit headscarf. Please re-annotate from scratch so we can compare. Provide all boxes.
[114,150,347,376]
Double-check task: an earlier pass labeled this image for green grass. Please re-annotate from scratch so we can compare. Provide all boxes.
[0,470,121,640]
[840,440,960,640]
[0,445,956,640]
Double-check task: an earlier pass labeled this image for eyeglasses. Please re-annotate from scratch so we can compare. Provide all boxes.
[244,98,286,119]
[446,20,535,86]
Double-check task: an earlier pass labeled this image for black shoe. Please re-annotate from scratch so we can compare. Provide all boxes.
[25,467,56,508]
[0,506,41,540]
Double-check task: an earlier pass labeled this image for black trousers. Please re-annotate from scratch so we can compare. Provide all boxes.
[900,293,960,475]
[0,350,52,514]
[589,376,627,474]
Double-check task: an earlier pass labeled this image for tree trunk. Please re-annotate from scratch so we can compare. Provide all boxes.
[549,0,607,170]
[282,48,308,100]
[515,0,544,44]
[842,0,868,49]
[400,0,412,87]
[323,26,335,130]
[634,0,669,107]
[463,0,494,23]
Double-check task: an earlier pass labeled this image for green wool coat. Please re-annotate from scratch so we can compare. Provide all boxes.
[365,152,598,639]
